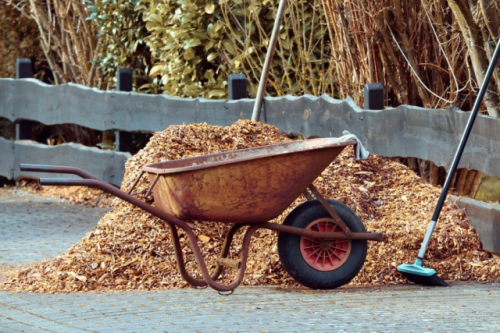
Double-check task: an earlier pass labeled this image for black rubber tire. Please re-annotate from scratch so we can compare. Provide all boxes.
[278,199,367,289]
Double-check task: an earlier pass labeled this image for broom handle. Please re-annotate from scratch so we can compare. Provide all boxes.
[251,0,287,121]
[417,39,500,261]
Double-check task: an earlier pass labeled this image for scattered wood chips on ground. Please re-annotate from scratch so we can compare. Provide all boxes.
[3,120,500,293]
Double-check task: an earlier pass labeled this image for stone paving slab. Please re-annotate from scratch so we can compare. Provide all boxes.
[0,189,109,265]
[1,283,500,332]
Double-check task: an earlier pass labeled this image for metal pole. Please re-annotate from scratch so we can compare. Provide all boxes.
[251,0,287,121]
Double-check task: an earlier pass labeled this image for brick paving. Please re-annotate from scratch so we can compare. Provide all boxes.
[1,188,500,333]
[0,189,108,265]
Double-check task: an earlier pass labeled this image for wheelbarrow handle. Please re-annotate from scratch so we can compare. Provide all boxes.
[20,164,102,181]
[21,164,255,292]
[38,178,89,186]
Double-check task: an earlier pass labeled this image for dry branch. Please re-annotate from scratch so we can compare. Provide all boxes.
[321,0,499,115]
[8,0,105,88]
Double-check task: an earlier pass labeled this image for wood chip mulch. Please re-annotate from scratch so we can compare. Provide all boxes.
[3,120,499,293]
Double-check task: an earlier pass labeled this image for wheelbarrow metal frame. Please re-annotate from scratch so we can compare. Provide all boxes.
[20,163,382,292]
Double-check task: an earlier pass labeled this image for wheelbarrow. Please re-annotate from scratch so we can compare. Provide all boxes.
[20,137,382,293]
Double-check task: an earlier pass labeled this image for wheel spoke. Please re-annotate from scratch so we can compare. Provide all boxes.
[313,250,321,265]
[303,239,320,248]
[303,237,320,244]
[307,247,322,259]
[326,251,336,265]
[329,249,345,261]
[320,221,328,232]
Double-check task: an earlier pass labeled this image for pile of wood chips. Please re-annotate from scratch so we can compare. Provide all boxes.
[4,120,500,293]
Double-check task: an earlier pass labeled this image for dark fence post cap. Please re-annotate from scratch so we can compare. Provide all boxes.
[364,83,384,110]
[116,68,133,92]
[16,58,32,79]
[229,73,246,80]
[228,74,247,100]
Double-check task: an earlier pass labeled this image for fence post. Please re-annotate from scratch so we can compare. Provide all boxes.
[115,68,133,153]
[15,58,33,140]
[364,83,384,110]
[228,74,246,100]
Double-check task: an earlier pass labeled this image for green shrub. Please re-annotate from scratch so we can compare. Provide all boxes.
[89,0,336,98]
[86,0,155,90]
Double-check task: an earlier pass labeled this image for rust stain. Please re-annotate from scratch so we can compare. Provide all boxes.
[143,139,351,223]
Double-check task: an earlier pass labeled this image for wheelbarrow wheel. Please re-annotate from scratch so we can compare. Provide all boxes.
[278,199,367,289]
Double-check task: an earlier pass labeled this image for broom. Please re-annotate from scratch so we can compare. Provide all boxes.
[398,38,500,286]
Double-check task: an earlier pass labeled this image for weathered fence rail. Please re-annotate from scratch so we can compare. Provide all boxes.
[0,137,128,186]
[3,77,500,180]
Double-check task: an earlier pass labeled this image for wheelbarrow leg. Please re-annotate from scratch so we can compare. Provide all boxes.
[162,219,263,292]
[166,223,207,288]
[166,222,250,287]
[175,221,263,293]
[211,223,247,281]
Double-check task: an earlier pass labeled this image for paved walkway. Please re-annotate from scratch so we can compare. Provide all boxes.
[0,189,108,266]
[1,188,500,332]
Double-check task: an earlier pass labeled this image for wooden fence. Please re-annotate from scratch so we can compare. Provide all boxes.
[3,77,500,183]
[1,62,500,253]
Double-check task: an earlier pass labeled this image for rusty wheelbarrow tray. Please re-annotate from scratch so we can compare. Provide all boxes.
[20,137,382,293]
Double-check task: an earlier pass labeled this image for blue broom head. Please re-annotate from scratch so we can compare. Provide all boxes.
[397,263,448,287]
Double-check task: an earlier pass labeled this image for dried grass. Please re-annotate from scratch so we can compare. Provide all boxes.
[322,0,500,115]
[8,0,104,87]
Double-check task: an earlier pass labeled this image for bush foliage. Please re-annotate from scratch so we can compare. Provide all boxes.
[89,0,336,98]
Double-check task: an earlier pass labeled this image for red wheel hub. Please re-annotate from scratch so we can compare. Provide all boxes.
[300,218,351,271]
